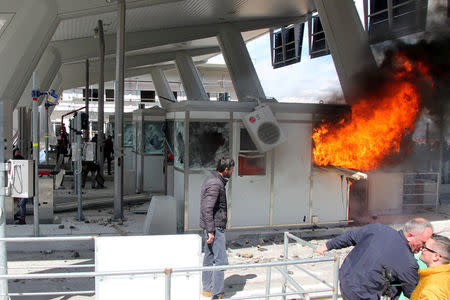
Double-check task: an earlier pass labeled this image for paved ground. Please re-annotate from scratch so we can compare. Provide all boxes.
[5,200,450,300]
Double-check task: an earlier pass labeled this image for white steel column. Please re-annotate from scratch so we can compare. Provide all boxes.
[314,0,378,100]
[175,54,209,101]
[217,23,266,102]
[150,68,177,108]
[114,0,126,220]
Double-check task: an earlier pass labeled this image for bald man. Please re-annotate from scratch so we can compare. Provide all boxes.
[317,218,433,299]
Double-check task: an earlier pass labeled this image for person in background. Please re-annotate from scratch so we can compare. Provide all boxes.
[200,157,234,300]
[103,135,113,175]
[12,148,33,224]
[410,234,450,300]
[316,218,433,299]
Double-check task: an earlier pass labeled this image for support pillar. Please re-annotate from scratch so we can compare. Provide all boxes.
[174,54,209,101]
[97,20,105,176]
[85,59,90,140]
[114,0,126,220]
[32,73,40,237]
[150,68,177,108]
[217,24,266,102]
[0,101,9,299]
[314,0,378,101]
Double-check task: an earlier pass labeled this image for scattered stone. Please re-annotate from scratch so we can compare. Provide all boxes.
[241,252,253,258]
[253,259,260,263]
[53,216,61,224]
[58,224,65,229]
[13,279,20,282]
[98,209,102,212]
[257,247,268,252]
[288,270,293,275]
[84,220,90,224]
[118,219,123,225]
[73,251,80,258]
[44,250,53,255]
[69,225,76,230]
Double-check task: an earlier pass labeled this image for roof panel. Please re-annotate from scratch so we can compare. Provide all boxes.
[52,0,314,41]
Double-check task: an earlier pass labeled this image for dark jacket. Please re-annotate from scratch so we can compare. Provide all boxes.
[326,223,419,299]
[199,171,228,233]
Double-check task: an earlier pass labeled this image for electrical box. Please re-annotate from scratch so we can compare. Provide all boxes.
[242,105,287,153]
[8,160,34,198]
[83,142,96,161]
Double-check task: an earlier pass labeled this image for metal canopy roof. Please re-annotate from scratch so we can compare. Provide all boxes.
[50,0,316,65]
[53,0,315,41]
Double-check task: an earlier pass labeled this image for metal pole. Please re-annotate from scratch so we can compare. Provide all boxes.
[0,101,9,299]
[436,112,444,211]
[44,97,49,164]
[76,113,84,221]
[265,267,271,300]
[114,0,125,220]
[32,72,40,237]
[85,59,90,140]
[282,232,288,300]
[97,19,105,176]
[164,269,172,300]
[332,256,340,300]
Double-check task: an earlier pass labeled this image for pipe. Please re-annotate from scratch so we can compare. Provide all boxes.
[97,19,105,176]
[85,59,90,140]
[114,0,125,220]
[32,72,40,237]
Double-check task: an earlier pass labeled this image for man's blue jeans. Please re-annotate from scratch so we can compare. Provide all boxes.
[19,198,33,223]
[202,227,228,297]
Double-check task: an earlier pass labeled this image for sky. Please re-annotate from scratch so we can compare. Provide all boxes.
[208,1,366,103]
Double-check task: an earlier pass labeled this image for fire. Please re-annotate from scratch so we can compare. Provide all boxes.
[312,55,431,171]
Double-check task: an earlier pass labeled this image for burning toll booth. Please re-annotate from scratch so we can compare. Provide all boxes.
[158,100,356,232]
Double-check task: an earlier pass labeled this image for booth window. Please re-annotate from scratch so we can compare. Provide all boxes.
[239,128,265,176]
[189,122,231,170]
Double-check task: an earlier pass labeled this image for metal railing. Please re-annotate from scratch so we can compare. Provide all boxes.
[0,233,340,299]
[402,172,440,211]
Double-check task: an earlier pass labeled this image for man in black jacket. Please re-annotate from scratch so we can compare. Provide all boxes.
[317,218,433,299]
[200,157,234,300]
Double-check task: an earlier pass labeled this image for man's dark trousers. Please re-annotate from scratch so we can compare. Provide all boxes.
[202,227,228,297]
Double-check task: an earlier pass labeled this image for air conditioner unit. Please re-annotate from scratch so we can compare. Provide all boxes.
[242,105,287,153]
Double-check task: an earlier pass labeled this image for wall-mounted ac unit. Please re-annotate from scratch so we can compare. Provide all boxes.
[242,105,287,153]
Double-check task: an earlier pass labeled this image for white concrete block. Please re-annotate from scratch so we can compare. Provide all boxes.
[143,195,177,235]
[95,234,202,300]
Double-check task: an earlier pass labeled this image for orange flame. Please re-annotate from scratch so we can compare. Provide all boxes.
[312,56,431,171]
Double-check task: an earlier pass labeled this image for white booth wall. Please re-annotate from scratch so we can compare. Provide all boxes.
[167,102,352,231]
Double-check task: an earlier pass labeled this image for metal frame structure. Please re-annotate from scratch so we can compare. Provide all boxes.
[0,232,339,299]
[402,172,440,211]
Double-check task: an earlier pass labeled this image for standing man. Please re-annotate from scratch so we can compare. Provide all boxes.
[410,234,450,300]
[103,135,114,175]
[200,157,234,300]
[317,218,433,299]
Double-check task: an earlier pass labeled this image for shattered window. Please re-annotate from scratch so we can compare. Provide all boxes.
[174,121,185,169]
[143,122,165,154]
[123,123,135,147]
[189,122,231,170]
